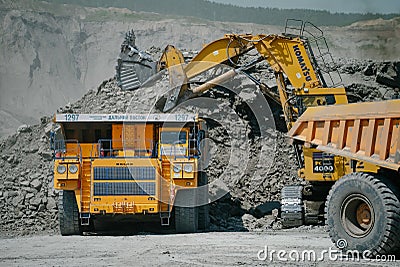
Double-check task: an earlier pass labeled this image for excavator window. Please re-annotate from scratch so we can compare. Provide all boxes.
[297,95,336,115]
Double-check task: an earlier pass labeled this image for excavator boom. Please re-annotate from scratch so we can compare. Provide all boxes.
[158,32,346,131]
[115,27,346,129]
[162,33,323,109]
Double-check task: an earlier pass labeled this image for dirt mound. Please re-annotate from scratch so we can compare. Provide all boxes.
[346,17,400,30]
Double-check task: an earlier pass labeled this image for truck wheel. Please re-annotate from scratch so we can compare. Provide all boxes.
[197,172,210,231]
[174,189,198,233]
[59,190,82,236]
[325,172,400,255]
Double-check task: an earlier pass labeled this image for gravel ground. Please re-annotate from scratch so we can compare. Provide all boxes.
[0,229,396,266]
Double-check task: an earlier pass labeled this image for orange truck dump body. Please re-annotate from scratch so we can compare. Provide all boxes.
[288,100,400,172]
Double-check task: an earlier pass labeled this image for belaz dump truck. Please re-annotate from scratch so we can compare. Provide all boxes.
[51,113,209,235]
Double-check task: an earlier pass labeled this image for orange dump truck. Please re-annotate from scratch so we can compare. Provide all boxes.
[288,99,400,255]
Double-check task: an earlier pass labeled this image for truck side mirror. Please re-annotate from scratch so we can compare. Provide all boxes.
[50,131,55,150]
[197,130,205,141]
[197,130,206,153]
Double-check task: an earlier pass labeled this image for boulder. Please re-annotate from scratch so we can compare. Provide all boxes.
[376,62,400,88]
[251,201,281,219]
[17,124,31,133]
[30,179,42,190]
[12,195,24,207]
[25,193,35,200]
[363,63,376,76]
[29,197,42,207]
[46,197,57,210]
[20,180,30,187]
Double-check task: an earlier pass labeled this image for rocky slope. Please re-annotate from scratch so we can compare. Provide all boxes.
[0,0,279,137]
[1,0,399,137]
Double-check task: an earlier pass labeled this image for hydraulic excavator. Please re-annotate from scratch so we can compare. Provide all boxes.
[116,20,400,256]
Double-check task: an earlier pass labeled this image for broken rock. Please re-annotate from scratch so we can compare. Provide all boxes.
[29,197,42,207]
[17,124,31,133]
[46,198,57,210]
[30,179,42,190]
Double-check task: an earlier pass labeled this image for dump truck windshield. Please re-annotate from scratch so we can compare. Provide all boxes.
[161,131,187,144]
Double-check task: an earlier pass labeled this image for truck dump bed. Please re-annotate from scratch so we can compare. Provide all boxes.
[288,100,400,171]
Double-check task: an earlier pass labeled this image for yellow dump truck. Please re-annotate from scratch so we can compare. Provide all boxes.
[51,113,209,235]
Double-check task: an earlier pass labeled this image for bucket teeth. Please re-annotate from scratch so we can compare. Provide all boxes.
[116,61,141,90]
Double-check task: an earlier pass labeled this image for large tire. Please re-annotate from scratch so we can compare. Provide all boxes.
[174,189,198,233]
[325,172,400,256]
[198,172,210,231]
[198,205,210,231]
[59,190,81,236]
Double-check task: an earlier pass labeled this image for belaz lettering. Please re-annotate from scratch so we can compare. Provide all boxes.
[293,45,312,82]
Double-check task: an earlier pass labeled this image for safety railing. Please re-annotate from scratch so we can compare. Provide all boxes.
[97,139,154,158]
[53,139,82,161]
[285,19,343,88]
[160,143,188,160]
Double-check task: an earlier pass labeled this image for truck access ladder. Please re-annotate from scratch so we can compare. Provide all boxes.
[80,159,92,225]
[159,160,172,225]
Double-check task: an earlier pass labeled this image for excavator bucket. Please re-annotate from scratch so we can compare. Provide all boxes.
[115,30,157,90]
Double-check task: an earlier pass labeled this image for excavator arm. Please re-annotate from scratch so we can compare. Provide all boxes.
[159,33,346,129]
[116,25,347,129]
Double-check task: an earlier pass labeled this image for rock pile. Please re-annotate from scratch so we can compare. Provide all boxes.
[0,119,58,236]
[0,58,397,236]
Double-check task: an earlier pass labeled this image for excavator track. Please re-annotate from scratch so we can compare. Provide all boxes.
[280,185,304,228]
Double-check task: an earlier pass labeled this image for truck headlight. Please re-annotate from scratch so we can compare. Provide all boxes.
[69,164,78,174]
[183,164,193,173]
[57,164,66,174]
[173,164,182,173]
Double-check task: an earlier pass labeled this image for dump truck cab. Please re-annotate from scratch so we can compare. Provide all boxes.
[52,113,208,235]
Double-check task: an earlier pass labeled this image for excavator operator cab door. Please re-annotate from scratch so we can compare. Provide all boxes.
[296,94,336,115]
[294,87,348,116]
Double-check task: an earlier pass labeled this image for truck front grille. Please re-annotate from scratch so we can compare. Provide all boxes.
[93,182,155,196]
[93,167,156,180]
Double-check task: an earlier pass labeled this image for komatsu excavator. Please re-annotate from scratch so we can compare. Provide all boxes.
[116,20,400,256]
